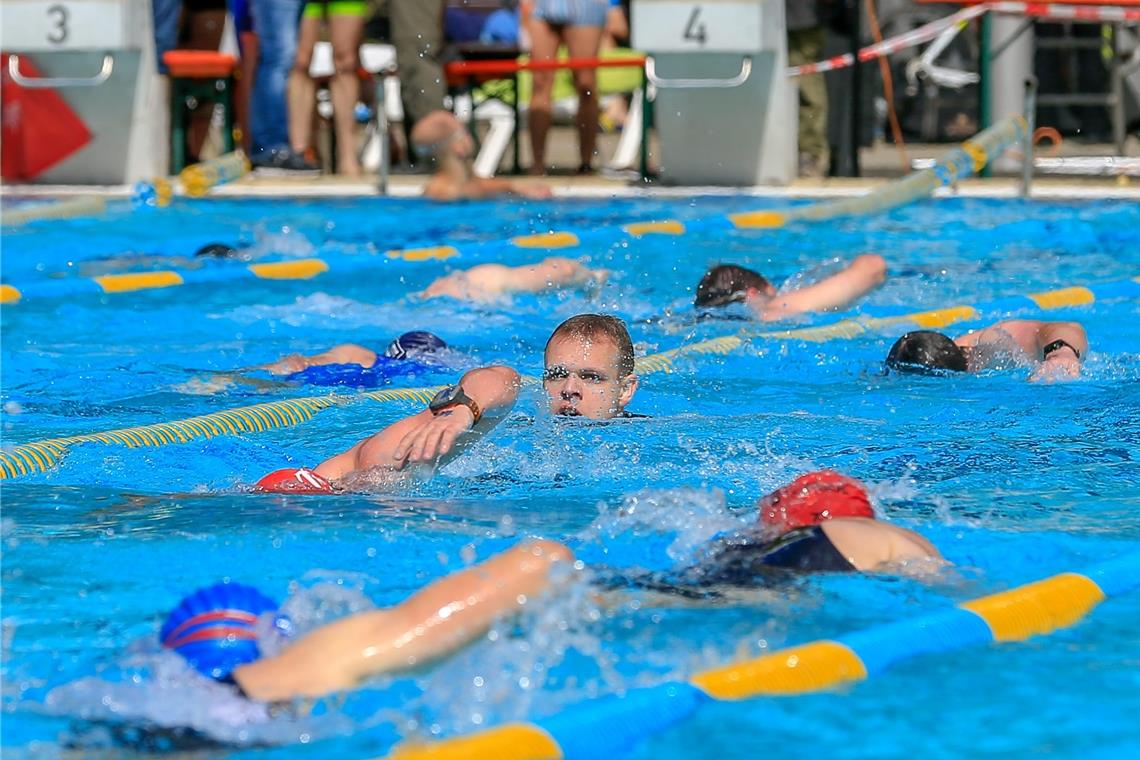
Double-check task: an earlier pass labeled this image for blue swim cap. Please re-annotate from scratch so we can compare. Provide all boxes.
[385,331,447,359]
[160,582,284,681]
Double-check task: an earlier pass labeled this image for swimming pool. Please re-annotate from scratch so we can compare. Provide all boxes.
[2,193,1139,757]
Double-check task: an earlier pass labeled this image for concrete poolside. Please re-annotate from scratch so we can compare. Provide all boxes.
[2,129,1138,202]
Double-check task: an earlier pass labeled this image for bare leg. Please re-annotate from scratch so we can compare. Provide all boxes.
[563,24,604,170]
[328,13,364,176]
[233,540,574,701]
[527,18,561,175]
[288,15,322,156]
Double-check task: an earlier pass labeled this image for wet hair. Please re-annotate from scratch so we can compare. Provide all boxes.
[694,265,771,307]
[885,330,968,373]
[546,314,636,377]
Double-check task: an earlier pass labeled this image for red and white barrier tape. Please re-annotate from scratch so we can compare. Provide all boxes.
[991,1,1140,22]
[789,5,987,76]
[788,2,1138,77]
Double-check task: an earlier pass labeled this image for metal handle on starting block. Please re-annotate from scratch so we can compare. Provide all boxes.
[7,53,114,88]
[644,55,752,89]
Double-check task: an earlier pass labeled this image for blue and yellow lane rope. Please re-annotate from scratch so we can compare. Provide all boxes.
[1,276,1134,480]
[0,117,1027,306]
[383,552,1140,760]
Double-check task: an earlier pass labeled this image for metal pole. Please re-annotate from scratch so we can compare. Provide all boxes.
[1021,76,1037,197]
[850,0,862,177]
[639,65,650,181]
[979,13,992,177]
[377,77,389,195]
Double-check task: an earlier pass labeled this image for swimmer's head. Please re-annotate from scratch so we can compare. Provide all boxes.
[161,582,289,681]
[410,110,473,162]
[385,331,447,359]
[886,331,968,374]
[694,265,776,307]
[194,243,239,258]
[758,471,874,532]
[543,314,638,419]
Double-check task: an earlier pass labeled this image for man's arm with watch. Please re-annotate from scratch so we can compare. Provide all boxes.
[1031,321,1087,381]
[313,366,520,480]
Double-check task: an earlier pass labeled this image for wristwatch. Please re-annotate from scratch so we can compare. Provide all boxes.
[429,384,482,425]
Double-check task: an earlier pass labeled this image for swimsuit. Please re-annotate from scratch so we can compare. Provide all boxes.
[285,356,432,389]
[594,525,856,599]
[692,525,856,584]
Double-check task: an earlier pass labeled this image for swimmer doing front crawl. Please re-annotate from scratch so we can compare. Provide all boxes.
[415,257,608,303]
[694,255,887,321]
[160,471,940,702]
[255,314,642,493]
[886,319,1088,381]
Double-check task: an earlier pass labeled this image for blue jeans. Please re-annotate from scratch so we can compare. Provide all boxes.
[152,0,182,74]
[249,0,302,154]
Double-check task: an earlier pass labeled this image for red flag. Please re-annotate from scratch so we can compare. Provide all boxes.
[1,54,93,180]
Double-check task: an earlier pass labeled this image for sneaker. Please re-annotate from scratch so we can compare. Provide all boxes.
[251,147,321,177]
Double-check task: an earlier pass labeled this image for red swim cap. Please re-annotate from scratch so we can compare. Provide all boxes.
[758,470,873,531]
[255,467,334,494]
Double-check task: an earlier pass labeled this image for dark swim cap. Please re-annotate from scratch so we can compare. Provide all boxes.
[161,582,287,681]
[193,243,239,258]
[759,471,874,531]
[886,331,968,373]
[385,331,447,359]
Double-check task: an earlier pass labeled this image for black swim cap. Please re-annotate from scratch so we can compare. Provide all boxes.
[694,265,771,307]
[194,243,239,258]
[885,330,968,373]
[385,331,447,359]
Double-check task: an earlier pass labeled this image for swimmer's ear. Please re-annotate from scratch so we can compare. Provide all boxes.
[618,373,639,406]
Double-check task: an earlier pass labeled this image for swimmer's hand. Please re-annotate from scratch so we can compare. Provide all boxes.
[393,406,476,464]
[1030,353,1081,383]
[514,182,553,200]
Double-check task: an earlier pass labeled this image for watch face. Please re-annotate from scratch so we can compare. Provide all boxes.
[430,384,460,410]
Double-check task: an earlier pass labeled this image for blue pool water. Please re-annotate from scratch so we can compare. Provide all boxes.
[2,194,1139,757]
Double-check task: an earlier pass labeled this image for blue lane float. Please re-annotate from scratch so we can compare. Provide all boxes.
[384,551,1140,760]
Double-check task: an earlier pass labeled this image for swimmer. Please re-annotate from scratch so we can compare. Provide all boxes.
[416,257,608,303]
[411,110,553,201]
[255,314,640,491]
[261,331,448,388]
[162,540,572,701]
[166,472,937,701]
[694,255,887,320]
[886,320,1087,381]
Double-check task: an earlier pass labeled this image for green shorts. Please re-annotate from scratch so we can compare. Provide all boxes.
[302,1,367,19]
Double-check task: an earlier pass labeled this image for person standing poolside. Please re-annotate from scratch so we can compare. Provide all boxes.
[694,255,887,320]
[417,256,606,302]
[161,472,938,702]
[288,0,367,176]
[525,0,610,174]
[885,320,1088,381]
[411,111,553,200]
[248,0,315,173]
[254,314,640,492]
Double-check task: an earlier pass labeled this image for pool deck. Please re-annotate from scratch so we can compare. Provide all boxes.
[2,135,1137,201]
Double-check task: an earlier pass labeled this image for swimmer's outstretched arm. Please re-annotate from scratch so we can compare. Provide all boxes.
[262,344,378,375]
[756,254,887,321]
[312,365,521,480]
[464,176,553,200]
[496,257,608,294]
[231,540,574,702]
